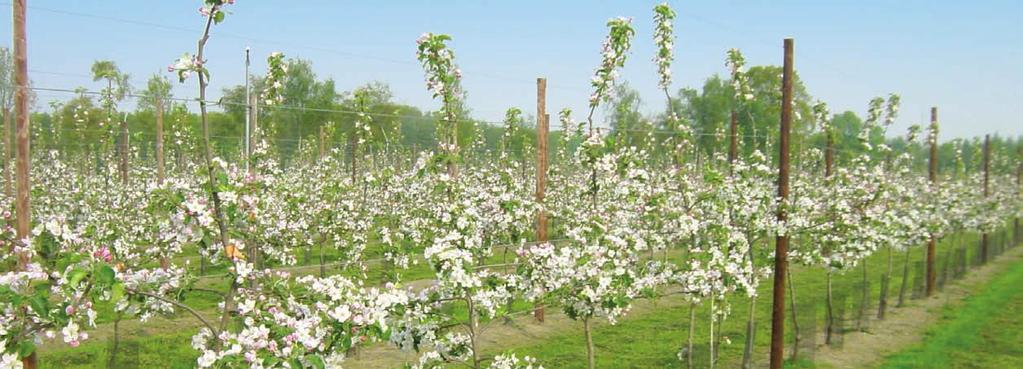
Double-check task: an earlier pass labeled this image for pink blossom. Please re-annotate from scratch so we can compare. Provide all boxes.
[93,247,113,262]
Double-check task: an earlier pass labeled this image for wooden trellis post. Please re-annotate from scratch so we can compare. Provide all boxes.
[926,107,938,296]
[769,37,794,369]
[534,77,548,323]
[13,0,36,368]
[3,106,11,197]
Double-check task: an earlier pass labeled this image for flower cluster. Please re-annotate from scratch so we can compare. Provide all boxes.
[416,33,464,157]
[652,3,677,89]
[167,53,205,83]
[589,17,635,108]
[261,51,288,106]
[726,48,754,102]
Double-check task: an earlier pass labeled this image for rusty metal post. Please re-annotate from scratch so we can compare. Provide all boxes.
[534,78,547,323]
[770,38,794,369]
[982,134,990,263]
[926,107,938,296]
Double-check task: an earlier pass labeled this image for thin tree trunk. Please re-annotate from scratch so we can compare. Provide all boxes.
[742,243,758,369]
[193,10,236,338]
[687,301,696,369]
[825,270,834,345]
[584,317,595,369]
[898,248,910,307]
[119,115,129,184]
[108,314,121,368]
[878,246,893,319]
[787,267,800,360]
[156,98,165,184]
[319,242,325,278]
[858,260,869,331]
[468,297,482,369]
[742,295,757,369]
[709,298,717,369]
[155,99,168,269]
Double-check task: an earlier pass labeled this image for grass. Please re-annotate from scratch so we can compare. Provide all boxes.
[39,328,199,369]
[36,228,1016,368]
[877,243,1023,369]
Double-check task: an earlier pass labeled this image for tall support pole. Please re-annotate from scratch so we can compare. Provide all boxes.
[3,108,11,197]
[769,38,794,369]
[926,107,938,296]
[534,77,547,323]
[729,110,738,173]
[13,0,29,263]
[13,0,36,368]
[247,92,258,176]
[981,134,990,263]
[244,47,251,173]
[823,110,836,344]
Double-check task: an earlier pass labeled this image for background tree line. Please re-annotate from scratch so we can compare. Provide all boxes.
[0,47,1019,176]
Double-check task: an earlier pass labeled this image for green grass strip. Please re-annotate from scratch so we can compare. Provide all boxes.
[879,257,1023,369]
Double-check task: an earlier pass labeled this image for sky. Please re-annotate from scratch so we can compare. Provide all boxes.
[1,0,1020,140]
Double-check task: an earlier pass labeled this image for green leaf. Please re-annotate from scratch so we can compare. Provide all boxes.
[29,294,49,318]
[96,264,116,286]
[111,282,125,303]
[33,280,51,294]
[307,354,326,369]
[68,268,88,287]
[18,340,36,359]
[213,10,225,24]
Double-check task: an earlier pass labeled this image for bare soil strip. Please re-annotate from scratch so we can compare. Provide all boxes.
[810,245,1023,369]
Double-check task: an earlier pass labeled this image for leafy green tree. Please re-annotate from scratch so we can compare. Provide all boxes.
[337,82,402,151]
[0,47,15,121]
[742,66,813,157]
[500,107,533,160]
[90,60,131,116]
[606,82,651,149]
[267,59,336,160]
[678,75,731,156]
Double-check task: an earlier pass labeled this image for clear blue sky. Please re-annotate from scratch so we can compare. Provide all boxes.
[2,0,1020,139]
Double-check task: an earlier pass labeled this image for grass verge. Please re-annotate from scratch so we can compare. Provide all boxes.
[877,251,1023,369]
